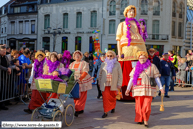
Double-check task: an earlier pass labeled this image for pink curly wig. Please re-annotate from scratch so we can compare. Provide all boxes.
[62,50,71,68]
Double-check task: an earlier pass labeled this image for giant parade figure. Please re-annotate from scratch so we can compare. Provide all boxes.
[116,5,147,100]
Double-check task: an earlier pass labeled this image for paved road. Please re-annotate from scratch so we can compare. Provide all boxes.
[0,86,193,129]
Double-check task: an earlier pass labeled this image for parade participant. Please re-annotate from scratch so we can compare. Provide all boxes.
[57,54,63,62]
[43,52,64,100]
[92,53,106,99]
[116,5,147,100]
[148,48,161,73]
[24,51,47,114]
[125,51,164,127]
[61,50,71,68]
[69,50,93,117]
[160,53,176,98]
[98,50,123,118]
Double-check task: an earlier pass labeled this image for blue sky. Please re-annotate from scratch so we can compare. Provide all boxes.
[0,0,9,7]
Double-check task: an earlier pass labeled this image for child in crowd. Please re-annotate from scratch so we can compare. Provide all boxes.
[12,59,22,76]
[176,55,182,86]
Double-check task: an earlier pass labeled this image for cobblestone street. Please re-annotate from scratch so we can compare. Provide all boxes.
[0,86,193,129]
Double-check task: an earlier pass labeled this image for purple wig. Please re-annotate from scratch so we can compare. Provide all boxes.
[62,50,71,68]
[139,19,148,41]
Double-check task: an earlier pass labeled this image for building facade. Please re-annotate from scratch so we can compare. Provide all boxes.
[37,0,186,56]
[37,0,103,53]
[0,0,16,46]
[0,0,38,51]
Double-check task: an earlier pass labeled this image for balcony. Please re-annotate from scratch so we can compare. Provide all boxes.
[146,34,169,41]
[109,11,116,16]
[179,13,183,18]
[141,10,148,15]
[153,11,160,16]
[172,12,176,17]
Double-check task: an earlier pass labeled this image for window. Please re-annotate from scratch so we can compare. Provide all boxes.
[173,46,181,55]
[76,12,82,28]
[91,11,97,28]
[63,13,68,29]
[89,36,94,53]
[20,6,27,13]
[44,14,50,29]
[172,21,175,37]
[1,28,3,33]
[62,37,68,52]
[19,21,23,34]
[109,20,116,34]
[179,4,183,18]
[109,0,116,16]
[5,27,6,33]
[153,0,160,15]
[178,22,182,38]
[11,22,15,34]
[75,36,81,51]
[14,7,20,13]
[4,40,6,44]
[120,19,125,22]
[172,1,176,17]
[25,21,29,34]
[29,5,35,12]
[120,0,127,15]
[108,44,117,54]
[152,20,159,40]
[43,37,50,51]
[31,20,35,34]
[141,0,148,15]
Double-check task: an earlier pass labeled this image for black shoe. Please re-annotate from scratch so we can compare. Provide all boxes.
[164,95,170,98]
[24,109,32,114]
[79,110,84,114]
[137,122,144,125]
[144,124,149,128]
[22,97,29,102]
[97,94,102,99]
[0,106,9,110]
[74,111,79,117]
[158,92,161,96]
[111,109,115,113]
[102,113,108,118]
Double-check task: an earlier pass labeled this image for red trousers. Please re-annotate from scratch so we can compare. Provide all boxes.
[102,87,117,113]
[28,90,47,110]
[135,96,152,122]
[74,91,87,111]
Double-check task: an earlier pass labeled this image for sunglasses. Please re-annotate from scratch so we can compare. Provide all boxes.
[107,55,113,57]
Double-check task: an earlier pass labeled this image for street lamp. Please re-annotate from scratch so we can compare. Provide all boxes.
[45,27,62,51]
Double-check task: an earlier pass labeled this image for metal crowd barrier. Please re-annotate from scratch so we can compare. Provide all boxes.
[174,70,193,89]
[0,67,31,104]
